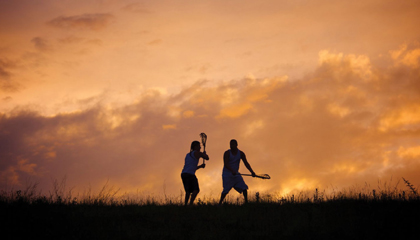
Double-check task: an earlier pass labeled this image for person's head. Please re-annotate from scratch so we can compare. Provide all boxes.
[230,139,238,150]
[190,141,201,152]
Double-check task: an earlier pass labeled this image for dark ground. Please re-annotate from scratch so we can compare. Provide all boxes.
[2,199,419,240]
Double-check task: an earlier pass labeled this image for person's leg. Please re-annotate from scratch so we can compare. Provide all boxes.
[220,175,232,205]
[181,173,191,205]
[188,175,200,205]
[189,190,199,205]
[219,192,227,205]
[219,192,228,205]
[185,192,191,205]
[233,176,248,204]
[243,189,248,203]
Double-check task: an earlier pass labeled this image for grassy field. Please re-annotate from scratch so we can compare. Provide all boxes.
[2,182,420,239]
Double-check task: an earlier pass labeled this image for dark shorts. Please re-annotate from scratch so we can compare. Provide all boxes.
[181,173,200,193]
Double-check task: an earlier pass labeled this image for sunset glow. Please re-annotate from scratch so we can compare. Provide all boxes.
[1,0,420,199]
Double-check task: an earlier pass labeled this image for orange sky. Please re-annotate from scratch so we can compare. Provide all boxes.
[1,0,420,199]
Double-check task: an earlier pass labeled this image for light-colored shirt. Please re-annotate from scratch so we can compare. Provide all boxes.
[222,149,242,177]
[181,151,199,175]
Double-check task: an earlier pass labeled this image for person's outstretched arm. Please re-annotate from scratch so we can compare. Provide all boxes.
[241,152,256,177]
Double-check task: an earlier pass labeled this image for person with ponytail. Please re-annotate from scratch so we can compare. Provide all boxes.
[181,141,209,205]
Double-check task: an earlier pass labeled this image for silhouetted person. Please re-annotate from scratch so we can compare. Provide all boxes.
[219,139,255,204]
[181,141,209,205]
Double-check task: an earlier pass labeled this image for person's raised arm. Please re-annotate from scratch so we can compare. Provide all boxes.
[201,151,209,160]
[194,150,209,161]
[241,152,256,177]
[194,151,209,170]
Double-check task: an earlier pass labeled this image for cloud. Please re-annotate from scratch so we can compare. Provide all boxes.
[47,13,115,31]
[0,60,11,79]
[31,37,52,52]
[148,39,162,45]
[121,3,151,14]
[390,44,420,68]
[162,124,177,130]
[0,59,20,92]
[57,36,84,44]
[1,47,420,198]
[58,36,103,46]
[0,61,12,79]
[2,96,12,102]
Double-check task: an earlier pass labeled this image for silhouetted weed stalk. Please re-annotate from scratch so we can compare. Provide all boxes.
[402,177,418,196]
[1,177,419,206]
